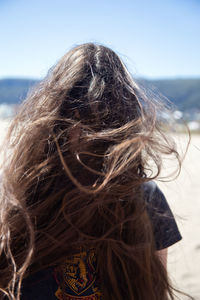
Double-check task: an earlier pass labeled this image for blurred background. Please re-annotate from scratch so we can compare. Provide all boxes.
[0,0,200,299]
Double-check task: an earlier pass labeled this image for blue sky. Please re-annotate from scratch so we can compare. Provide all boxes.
[0,0,200,79]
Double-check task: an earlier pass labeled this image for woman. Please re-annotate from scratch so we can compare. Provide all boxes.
[0,43,185,299]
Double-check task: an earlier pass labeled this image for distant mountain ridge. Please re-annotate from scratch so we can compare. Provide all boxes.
[141,78,200,111]
[0,78,38,105]
[0,78,199,111]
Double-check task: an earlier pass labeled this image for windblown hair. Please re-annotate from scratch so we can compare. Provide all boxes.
[0,43,183,299]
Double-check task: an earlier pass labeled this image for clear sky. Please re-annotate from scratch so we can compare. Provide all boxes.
[0,0,200,79]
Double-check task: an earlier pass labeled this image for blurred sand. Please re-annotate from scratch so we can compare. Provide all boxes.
[157,134,200,299]
[0,119,200,299]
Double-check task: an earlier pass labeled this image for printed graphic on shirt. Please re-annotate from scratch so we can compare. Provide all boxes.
[54,249,102,300]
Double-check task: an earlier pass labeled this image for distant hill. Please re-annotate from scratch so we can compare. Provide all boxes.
[0,78,199,111]
[0,78,38,104]
[140,78,200,111]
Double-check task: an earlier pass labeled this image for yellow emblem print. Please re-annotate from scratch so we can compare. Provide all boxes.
[54,249,101,299]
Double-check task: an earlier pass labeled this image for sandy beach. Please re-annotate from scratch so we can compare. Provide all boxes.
[0,119,200,299]
[158,134,200,299]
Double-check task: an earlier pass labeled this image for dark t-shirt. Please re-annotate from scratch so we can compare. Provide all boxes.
[21,182,182,300]
[144,181,182,250]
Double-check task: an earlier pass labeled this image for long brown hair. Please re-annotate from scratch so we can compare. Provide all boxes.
[0,43,184,299]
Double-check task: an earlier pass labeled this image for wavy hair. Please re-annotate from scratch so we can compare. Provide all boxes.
[0,43,186,299]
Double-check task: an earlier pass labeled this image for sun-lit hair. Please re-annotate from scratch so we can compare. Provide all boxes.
[0,43,185,299]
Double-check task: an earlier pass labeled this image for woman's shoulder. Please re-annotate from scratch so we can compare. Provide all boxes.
[142,181,182,250]
[142,181,163,202]
[142,181,168,211]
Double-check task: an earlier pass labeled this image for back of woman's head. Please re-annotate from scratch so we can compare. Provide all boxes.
[0,43,181,300]
[55,43,140,126]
